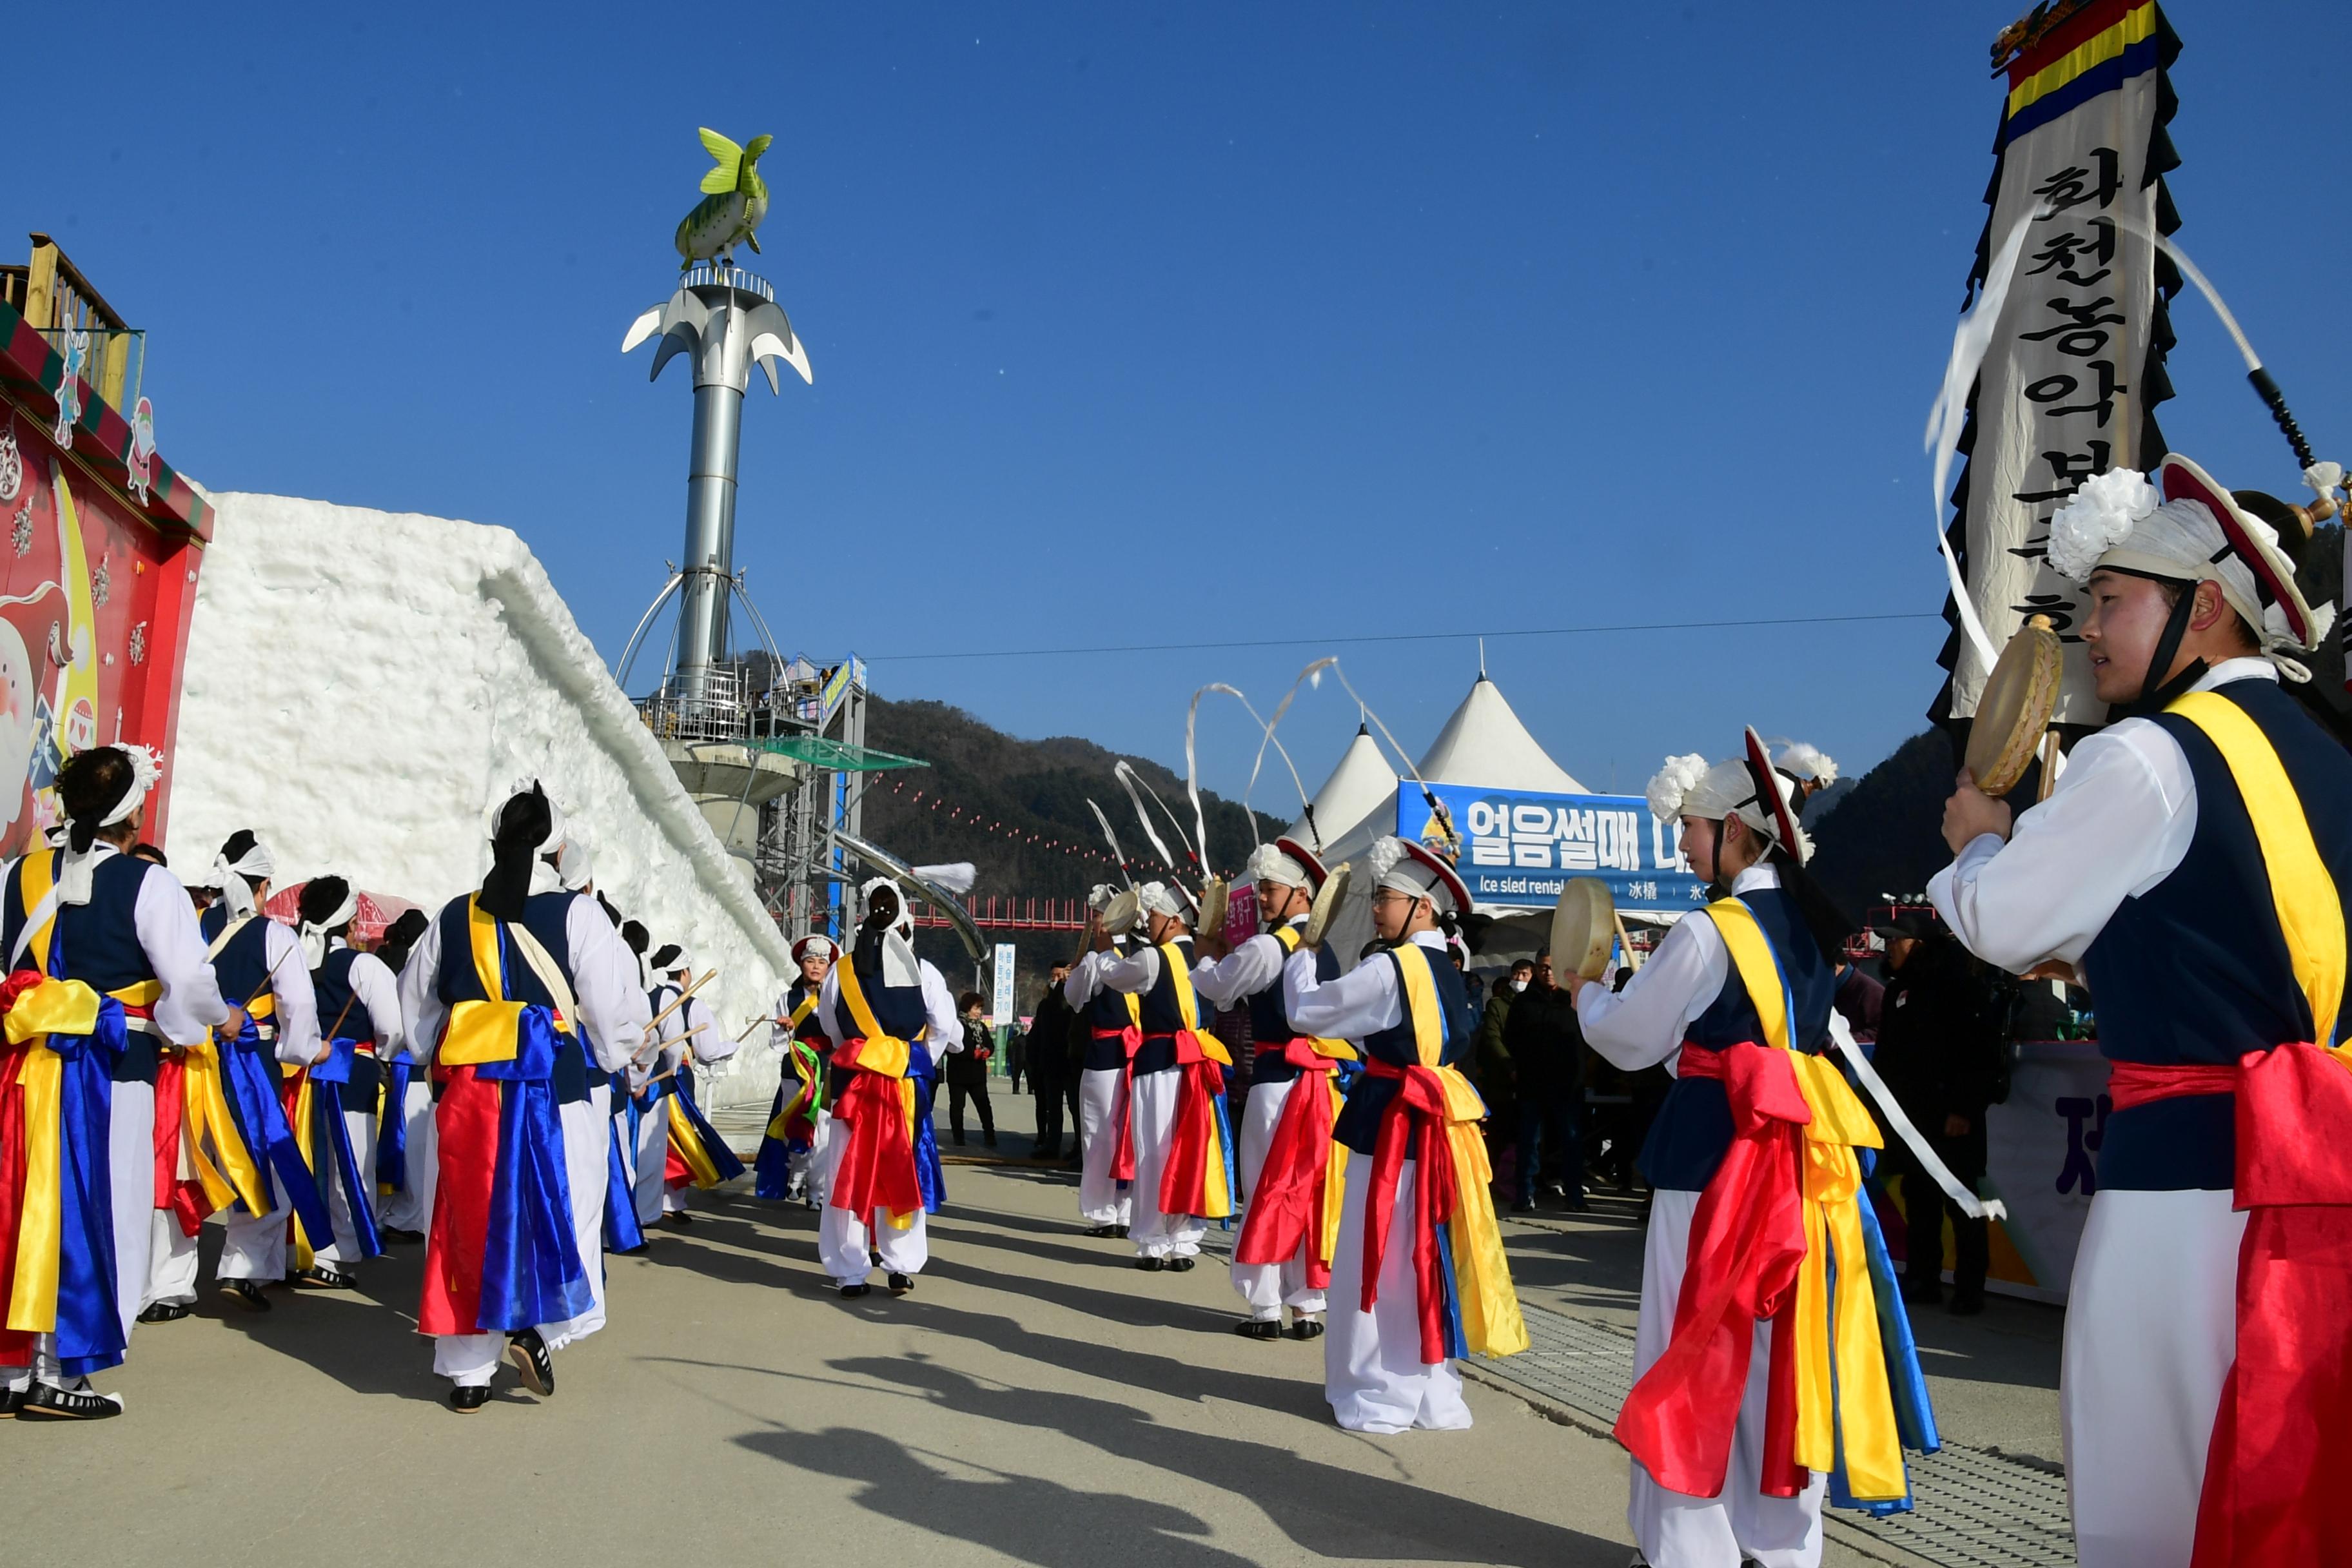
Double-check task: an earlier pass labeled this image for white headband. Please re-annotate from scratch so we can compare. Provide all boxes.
[555,835,594,892]
[56,746,164,907]
[209,838,276,919]
[299,884,361,970]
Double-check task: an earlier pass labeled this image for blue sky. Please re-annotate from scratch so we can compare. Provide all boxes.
[10,3,2346,808]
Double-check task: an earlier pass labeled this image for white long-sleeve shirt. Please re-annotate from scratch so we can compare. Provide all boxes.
[659,990,738,1066]
[816,959,961,1067]
[322,936,404,1059]
[1929,657,2277,975]
[121,854,236,1046]
[1061,945,1125,1010]
[1574,863,1779,1075]
[1282,928,1449,1041]
[1191,918,1304,1010]
[397,894,653,1075]
[245,919,324,1068]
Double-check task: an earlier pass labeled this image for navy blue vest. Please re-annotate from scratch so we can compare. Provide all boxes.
[4,850,162,1083]
[1333,939,1475,1155]
[1639,886,1836,1192]
[313,946,375,1044]
[1247,921,1341,1086]
[1081,944,1140,1072]
[823,949,931,1042]
[1134,937,1198,1077]
[2083,678,2352,1191]
[201,903,277,1015]
[430,892,589,1103]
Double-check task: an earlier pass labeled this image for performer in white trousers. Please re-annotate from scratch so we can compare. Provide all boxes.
[755,934,836,1205]
[1062,884,1135,1237]
[371,906,437,1241]
[1086,881,1212,1268]
[397,785,651,1411]
[647,941,738,1222]
[0,746,234,1418]
[1929,456,2352,1568]
[814,879,958,1296]
[1281,836,1522,1433]
[1567,738,1855,1568]
[544,836,640,1337]
[1192,837,1346,1338]
[289,876,405,1288]
[195,833,326,1308]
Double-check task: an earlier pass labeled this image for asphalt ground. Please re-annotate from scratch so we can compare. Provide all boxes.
[7,1090,2062,1568]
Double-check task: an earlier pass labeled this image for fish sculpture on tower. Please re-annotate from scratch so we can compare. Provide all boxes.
[674,128,773,269]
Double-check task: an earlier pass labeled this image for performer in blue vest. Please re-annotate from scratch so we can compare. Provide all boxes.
[371,908,435,1244]
[289,875,404,1288]
[0,745,237,1418]
[644,942,742,1225]
[1193,837,1353,1339]
[1086,880,1232,1270]
[395,783,651,1412]
[195,831,329,1311]
[1061,883,1138,1238]
[1284,836,1524,1434]
[1932,455,2352,1568]
[814,878,957,1297]
[754,933,837,1205]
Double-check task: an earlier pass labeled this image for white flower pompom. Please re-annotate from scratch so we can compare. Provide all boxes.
[1365,834,1407,885]
[2046,467,2160,582]
[1646,752,1710,825]
[1773,741,1838,787]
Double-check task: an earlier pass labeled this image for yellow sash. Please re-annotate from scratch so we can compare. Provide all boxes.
[836,955,921,1230]
[765,993,825,1140]
[2169,691,2347,1052]
[1703,896,1903,1499]
[438,897,549,1066]
[1156,941,1231,1066]
[1391,942,1527,1358]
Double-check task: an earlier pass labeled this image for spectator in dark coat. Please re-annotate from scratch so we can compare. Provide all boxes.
[1025,965,1076,1161]
[945,990,997,1149]
[1475,959,1532,1164]
[1870,914,2004,1315]
[1504,950,1589,1213]
[1834,960,1885,1043]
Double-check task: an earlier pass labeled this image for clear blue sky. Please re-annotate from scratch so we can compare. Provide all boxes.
[10,3,2346,808]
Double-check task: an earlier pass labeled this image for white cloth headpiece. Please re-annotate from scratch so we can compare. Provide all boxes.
[1242,841,1311,891]
[57,745,163,907]
[208,836,276,919]
[555,834,594,892]
[1366,836,1461,917]
[1645,753,1815,863]
[858,875,921,988]
[298,884,361,970]
[1137,880,1195,922]
[1086,883,1118,912]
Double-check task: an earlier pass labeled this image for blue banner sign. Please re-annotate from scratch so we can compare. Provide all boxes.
[1394,782,1709,914]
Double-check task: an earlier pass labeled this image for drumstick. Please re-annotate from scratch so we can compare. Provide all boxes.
[1612,912,1643,974]
[631,969,717,1061]
[2036,730,2063,803]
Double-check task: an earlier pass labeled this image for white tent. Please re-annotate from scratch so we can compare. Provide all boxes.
[1282,724,1396,858]
[1305,671,1589,965]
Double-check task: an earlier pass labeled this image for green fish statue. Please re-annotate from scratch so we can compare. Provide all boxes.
[675,128,773,268]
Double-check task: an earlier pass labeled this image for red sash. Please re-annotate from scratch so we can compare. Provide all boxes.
[418,1063,500,1335]
[146,1024,213,1238]
[1099,1025,1143,1181]
[1235,1040,1344,1286]
[1358,1057,1464,1364]
[1156,1031,1226,1219]
[826,1038,921,1222]
[1611,1042,1815,1500]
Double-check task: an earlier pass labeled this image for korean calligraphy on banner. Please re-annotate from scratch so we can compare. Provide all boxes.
[1394,781,1707,915]
[1937,0,2179,726]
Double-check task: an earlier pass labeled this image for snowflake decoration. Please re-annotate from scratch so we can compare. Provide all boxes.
[92,558,110,608]
[10,505,30,557]
[128,622,147,666]
[0,425,20,502]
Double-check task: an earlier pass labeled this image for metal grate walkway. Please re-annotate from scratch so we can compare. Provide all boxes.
[1474,1304,2077,1567]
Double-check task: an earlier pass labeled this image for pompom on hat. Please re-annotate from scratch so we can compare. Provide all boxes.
[2046,453,2336,680]
[790,933,839,965]
[1137,880,1199,922]
[1644,727,1824,865]
[1242,835,1328,893]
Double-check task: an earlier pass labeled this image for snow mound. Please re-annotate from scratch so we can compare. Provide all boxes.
[166,491,789,1103]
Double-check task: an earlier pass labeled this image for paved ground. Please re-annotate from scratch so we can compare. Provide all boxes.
[9,1092,2067,1568]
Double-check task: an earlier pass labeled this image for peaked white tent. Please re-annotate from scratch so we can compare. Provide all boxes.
[1283,724,1396,857]
[1416,674,1586,792]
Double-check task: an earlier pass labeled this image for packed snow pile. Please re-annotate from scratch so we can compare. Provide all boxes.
[164,491,789,1105]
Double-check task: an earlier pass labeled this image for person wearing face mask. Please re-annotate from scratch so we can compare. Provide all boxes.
[1084,879,1234,1271]
[1930,456,2352,1568]
[1282,835,1525,1433]
[1192,837,1355,1341]
[1570,732,1927,1568]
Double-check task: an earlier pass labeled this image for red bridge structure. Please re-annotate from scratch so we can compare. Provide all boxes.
[909,895,1091,934]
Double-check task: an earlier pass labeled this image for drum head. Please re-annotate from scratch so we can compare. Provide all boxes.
[1551,877,1617,981]
[1965,616,2064,797]
[1301,861,1353,948]
[1101,888,1142,935]
[1198,878,1230,939]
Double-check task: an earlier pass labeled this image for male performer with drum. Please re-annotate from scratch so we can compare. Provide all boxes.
[1063,884,1138,1237]
[1283,837,1524,1433]
[1192,837,1351,1340]
[1565,735,1853,1568]
[1930,456,2351,1568]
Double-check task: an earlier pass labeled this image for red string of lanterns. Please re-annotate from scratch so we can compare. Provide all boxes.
[880,776,1121,864]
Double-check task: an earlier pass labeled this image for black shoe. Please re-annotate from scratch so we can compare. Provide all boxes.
[1084,1223,1121,1238]
[1949,1288,1987,1317]
[18,1381,122,1420]
[868,1247,883,1266]
[983,1134,997,1148]
[1288,1317,1326,1341]
[888,1272,914,1296]
[449,1383,492,1413]
[0,1384,24,1418]
[951,1134,966,1146]
[219,1279,271,1312]
[1565,1193,1591,1213]
[506,1328,555,1397]
[1508,1199,1535,1215]
[665,1211,694,1228]
[1166,1256,1195,1273]
[840,1282,870,1298]
[137,1300,191,1324]
[1115,1224,1130,1239]
[1234,1318,1282,1340]
[1135,1256,1166,1272]
[1900,1277,1943,1307]
[1034,1146,1061,1162]
[293,1266,357,1289]
[381,1227,426,1245]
